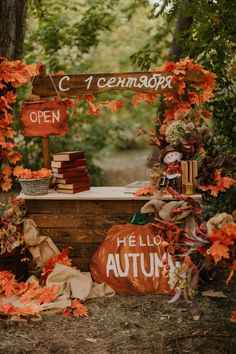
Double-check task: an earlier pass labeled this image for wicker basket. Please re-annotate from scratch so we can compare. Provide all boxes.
[19,178,50,195]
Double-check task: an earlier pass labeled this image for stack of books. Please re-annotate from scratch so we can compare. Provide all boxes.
[51,151,90,194]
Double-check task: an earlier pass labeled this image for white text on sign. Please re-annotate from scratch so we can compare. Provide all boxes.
[58,73,173,92]
[106,234,180,278]
[29,110,60,124]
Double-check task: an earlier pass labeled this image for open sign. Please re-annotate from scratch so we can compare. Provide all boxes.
[21,99,68,137]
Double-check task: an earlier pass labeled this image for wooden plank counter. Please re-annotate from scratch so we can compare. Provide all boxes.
[19,187,201,271]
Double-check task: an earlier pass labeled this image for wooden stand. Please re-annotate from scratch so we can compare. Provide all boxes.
[19,187,201,271]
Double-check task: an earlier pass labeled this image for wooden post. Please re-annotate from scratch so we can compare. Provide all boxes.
[42,137,50,168]
[39,65,50,168]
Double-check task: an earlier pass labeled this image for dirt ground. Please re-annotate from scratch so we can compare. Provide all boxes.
[0,269,235,354]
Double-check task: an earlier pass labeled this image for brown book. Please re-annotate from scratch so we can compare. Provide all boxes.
[51,159,87,169]
[53,151,85,162]
[57,181,90,190]
[52,166,87,174]
[57,186,90,194]
[56,176,90,184]
[53,171,88,179]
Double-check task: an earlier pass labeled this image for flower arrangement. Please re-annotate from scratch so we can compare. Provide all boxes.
[13,166,52,180]
[13,167,52,195]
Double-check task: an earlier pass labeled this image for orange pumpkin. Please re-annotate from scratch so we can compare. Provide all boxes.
[90,222,184,295]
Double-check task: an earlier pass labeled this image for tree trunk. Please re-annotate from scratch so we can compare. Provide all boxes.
[169,16,193,60]
[0,0,27,60]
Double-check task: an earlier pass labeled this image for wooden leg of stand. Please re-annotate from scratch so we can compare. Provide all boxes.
[42,137,50,168]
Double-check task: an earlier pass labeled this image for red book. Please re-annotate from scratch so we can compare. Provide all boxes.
[51,159,87,169]
[53,151,85,162]
[53,171,88,179]
[52,166,87,174]
[57,186,90,194]
[56,176,90,184]
[57,181,90,190]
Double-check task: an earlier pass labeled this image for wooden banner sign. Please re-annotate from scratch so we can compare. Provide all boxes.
[32,70,204,98]
[90,223,197,295]
[21,100,68,137]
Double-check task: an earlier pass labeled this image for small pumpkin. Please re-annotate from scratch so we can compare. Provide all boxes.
[90,218,191,295]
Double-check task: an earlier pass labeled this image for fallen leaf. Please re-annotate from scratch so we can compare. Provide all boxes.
[231,310,236,323]
[193,315,200,321]
[201,290,227,298]
[86,338,97,343]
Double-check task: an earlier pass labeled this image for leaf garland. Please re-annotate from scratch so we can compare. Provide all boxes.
[0,58,40,192]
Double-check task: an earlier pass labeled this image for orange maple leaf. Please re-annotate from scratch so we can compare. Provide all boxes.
[2,164,12,177]
[158,61,177,72]
[230,310,236,323]
[226,260,236,285]
[208,241,230,263]
[0,303,41,316]
[100,99,124,112]
[200,169,235,197]
[1,176,12,192]
[20,284,59,304]
[188,92,202,105]
[164,108,176,123]
[209,227,233,246]
[63,299,88,317]
[221,224,236,239]
[84,95,100,116]
[135,186,155,197]
[41,248,73,281]
[63,98,76,109]
[132,93,157,107]
[6,151,22,165]
[5,91,16,104]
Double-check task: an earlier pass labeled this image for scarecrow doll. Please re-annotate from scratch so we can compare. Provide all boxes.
[159,146,182,192]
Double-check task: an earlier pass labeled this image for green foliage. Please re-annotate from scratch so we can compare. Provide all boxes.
[26,0,116,72]
[203,188,236,220]
[13,0,159,185]
[133,0,236,154]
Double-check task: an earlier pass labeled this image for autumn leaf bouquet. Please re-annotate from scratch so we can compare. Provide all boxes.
[14,166,52,195]
[0,199,26,256]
